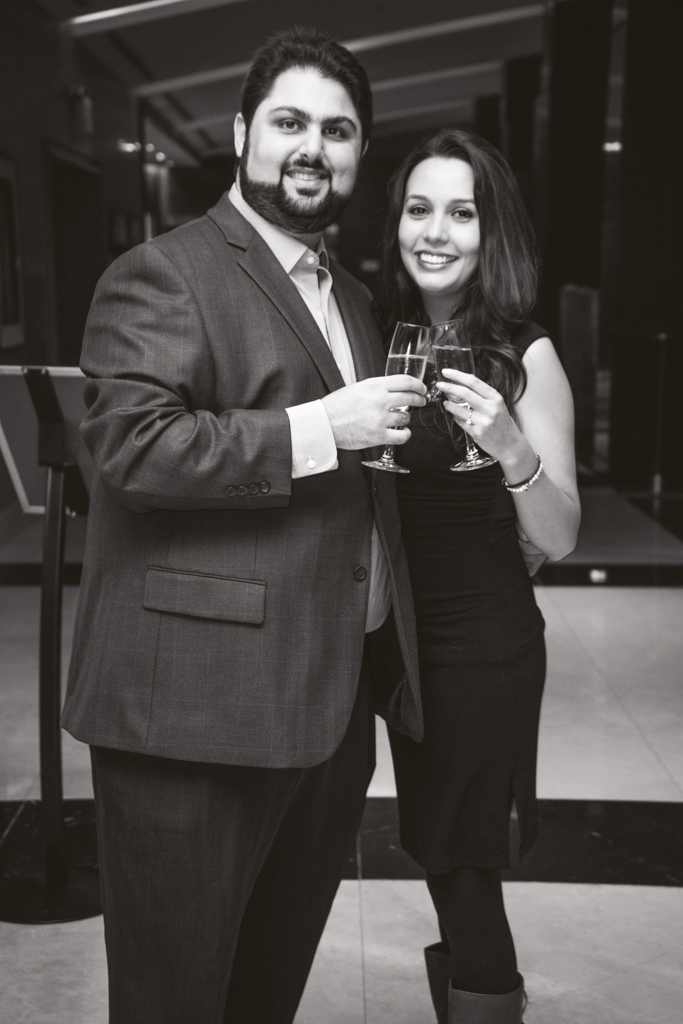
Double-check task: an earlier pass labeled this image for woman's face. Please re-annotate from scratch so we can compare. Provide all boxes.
[398,157,480,314]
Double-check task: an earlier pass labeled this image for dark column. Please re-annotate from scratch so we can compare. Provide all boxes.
[607,0,683,492]
[502,55,541,210]
[475,95,502,150]
[535,0,613,340]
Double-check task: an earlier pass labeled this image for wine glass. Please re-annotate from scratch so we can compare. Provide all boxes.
[430,319,497,472]
[362,321,430,473]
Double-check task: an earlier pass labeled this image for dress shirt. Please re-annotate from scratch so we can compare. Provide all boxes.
[228,183,390,632]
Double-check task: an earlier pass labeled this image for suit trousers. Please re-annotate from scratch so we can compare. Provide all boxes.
[90,669,374,1024]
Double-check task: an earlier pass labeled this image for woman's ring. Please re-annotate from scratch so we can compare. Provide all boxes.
[466,408,473,427]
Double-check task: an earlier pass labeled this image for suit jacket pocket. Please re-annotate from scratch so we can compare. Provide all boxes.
[143,566,266,624]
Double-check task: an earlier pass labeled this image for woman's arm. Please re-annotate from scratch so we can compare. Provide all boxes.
[438,337,580,561]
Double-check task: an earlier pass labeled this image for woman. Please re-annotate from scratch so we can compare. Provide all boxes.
[375,129,580,1023]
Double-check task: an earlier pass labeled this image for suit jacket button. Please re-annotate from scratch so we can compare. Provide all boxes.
[259,481,270,494]
[225,486,237,496]
[248,483,259,495]
[237,485,248,496]
[353,566,367,582]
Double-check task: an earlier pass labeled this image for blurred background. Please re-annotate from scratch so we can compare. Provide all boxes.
[1,0,682,526]
[1,4,682,1022]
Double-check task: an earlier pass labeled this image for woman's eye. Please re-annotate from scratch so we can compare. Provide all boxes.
[407,205,429,216]
[452,208,474,220]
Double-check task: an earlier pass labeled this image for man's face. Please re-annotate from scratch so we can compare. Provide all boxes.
[234,67,365,236]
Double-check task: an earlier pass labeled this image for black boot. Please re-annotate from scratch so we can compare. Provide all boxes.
[448,974,526,1023]
[424,941,452,1024]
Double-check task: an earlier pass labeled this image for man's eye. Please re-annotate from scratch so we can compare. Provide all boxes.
[280,120,300,130]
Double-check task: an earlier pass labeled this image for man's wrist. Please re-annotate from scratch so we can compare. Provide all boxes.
[286,400,338,478]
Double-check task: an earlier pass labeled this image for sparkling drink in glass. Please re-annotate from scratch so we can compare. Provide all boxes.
[362,321,430,473]
[430,319,497,472]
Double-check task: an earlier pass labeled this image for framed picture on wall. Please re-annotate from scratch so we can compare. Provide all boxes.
[0,155,24,350]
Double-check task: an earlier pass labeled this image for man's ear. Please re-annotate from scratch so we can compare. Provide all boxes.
[234,113,246,158]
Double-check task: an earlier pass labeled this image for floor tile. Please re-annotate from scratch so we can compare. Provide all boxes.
[368,717,396,798]
[535,589,683,801]
[361,880,437,1024]
[0,916,107,1024]
[0,587,92,802]
[506,882,683,1024]
[294,880,365,1024]
[337,881,683,1024]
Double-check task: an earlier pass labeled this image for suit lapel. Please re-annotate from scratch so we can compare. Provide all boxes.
[332,276,385,383]
[239,237,345,393]
[208,196,345,394]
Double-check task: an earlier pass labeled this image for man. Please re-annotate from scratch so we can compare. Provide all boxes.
[62,26,425,1024]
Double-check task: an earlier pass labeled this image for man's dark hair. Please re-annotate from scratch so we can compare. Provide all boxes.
[241,26,373,144]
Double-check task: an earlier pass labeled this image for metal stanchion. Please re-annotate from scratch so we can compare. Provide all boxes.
[0,368,100,923]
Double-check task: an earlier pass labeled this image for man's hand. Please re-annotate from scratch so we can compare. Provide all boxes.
[517,526,547,577]
[322,375,427,450]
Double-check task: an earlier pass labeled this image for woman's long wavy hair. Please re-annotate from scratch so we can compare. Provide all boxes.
[373,129,540,409]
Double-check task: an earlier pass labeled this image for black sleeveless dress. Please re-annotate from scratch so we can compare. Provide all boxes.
[389,322,548,873]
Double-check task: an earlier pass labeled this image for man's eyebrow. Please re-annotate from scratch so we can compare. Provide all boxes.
[269,106,358,130]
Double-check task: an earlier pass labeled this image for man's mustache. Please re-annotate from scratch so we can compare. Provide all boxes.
[283,158,330,179]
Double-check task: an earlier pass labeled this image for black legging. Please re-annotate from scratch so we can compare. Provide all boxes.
[426,865,519,995]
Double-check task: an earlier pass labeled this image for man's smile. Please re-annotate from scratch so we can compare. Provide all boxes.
[285,167,329,183]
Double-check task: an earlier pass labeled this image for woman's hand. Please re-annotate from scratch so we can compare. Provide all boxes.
[437,339,580,562]
[437,368,529,465]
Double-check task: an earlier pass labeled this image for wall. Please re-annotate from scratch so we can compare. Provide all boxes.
[0,0,141,511]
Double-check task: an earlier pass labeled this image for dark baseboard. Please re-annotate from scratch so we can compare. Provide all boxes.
[0,565,82,585]
[5,797,676,886]
[2,563,681,587]
[535,564,683,586]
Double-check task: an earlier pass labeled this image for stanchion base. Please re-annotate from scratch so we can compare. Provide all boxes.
[0,868,102,924]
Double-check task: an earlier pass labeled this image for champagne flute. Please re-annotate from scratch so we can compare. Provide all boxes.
[362,321,430,473]
[431,319,497,472]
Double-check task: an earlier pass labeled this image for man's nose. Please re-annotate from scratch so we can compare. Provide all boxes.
[297,127,324,162]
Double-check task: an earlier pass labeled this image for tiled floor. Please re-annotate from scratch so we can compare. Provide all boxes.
[2,880,681,1023]
[1,582,682,1021]
[296,881,683,1024]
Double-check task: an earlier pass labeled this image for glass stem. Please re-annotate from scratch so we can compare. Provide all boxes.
[380,445,395,464]
[464,434,479,460]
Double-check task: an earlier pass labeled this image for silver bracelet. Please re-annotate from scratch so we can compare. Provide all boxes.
[503,454,543,493]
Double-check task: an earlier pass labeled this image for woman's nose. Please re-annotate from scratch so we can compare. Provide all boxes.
[422,216,449,245]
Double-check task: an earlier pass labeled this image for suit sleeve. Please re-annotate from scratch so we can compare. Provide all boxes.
[79,242,292,513]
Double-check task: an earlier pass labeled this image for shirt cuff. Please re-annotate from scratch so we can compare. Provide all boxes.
[286,400,339,479]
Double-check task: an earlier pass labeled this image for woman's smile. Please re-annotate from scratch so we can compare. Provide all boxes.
[415,250,459,268]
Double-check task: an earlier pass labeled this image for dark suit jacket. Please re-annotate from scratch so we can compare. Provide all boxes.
[61,194,422,768]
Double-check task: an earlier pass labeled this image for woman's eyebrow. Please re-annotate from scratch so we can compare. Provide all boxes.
[405,194,475,203]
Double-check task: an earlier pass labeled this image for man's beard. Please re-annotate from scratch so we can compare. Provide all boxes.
[239,144,354,235]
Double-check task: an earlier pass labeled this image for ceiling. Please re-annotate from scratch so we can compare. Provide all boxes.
[38,0,544,165]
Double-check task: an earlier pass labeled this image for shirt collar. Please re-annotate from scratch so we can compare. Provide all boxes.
[228,182,328,275]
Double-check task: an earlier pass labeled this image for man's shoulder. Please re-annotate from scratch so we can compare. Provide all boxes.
[102,197,251,286]
[152,195,248,264]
